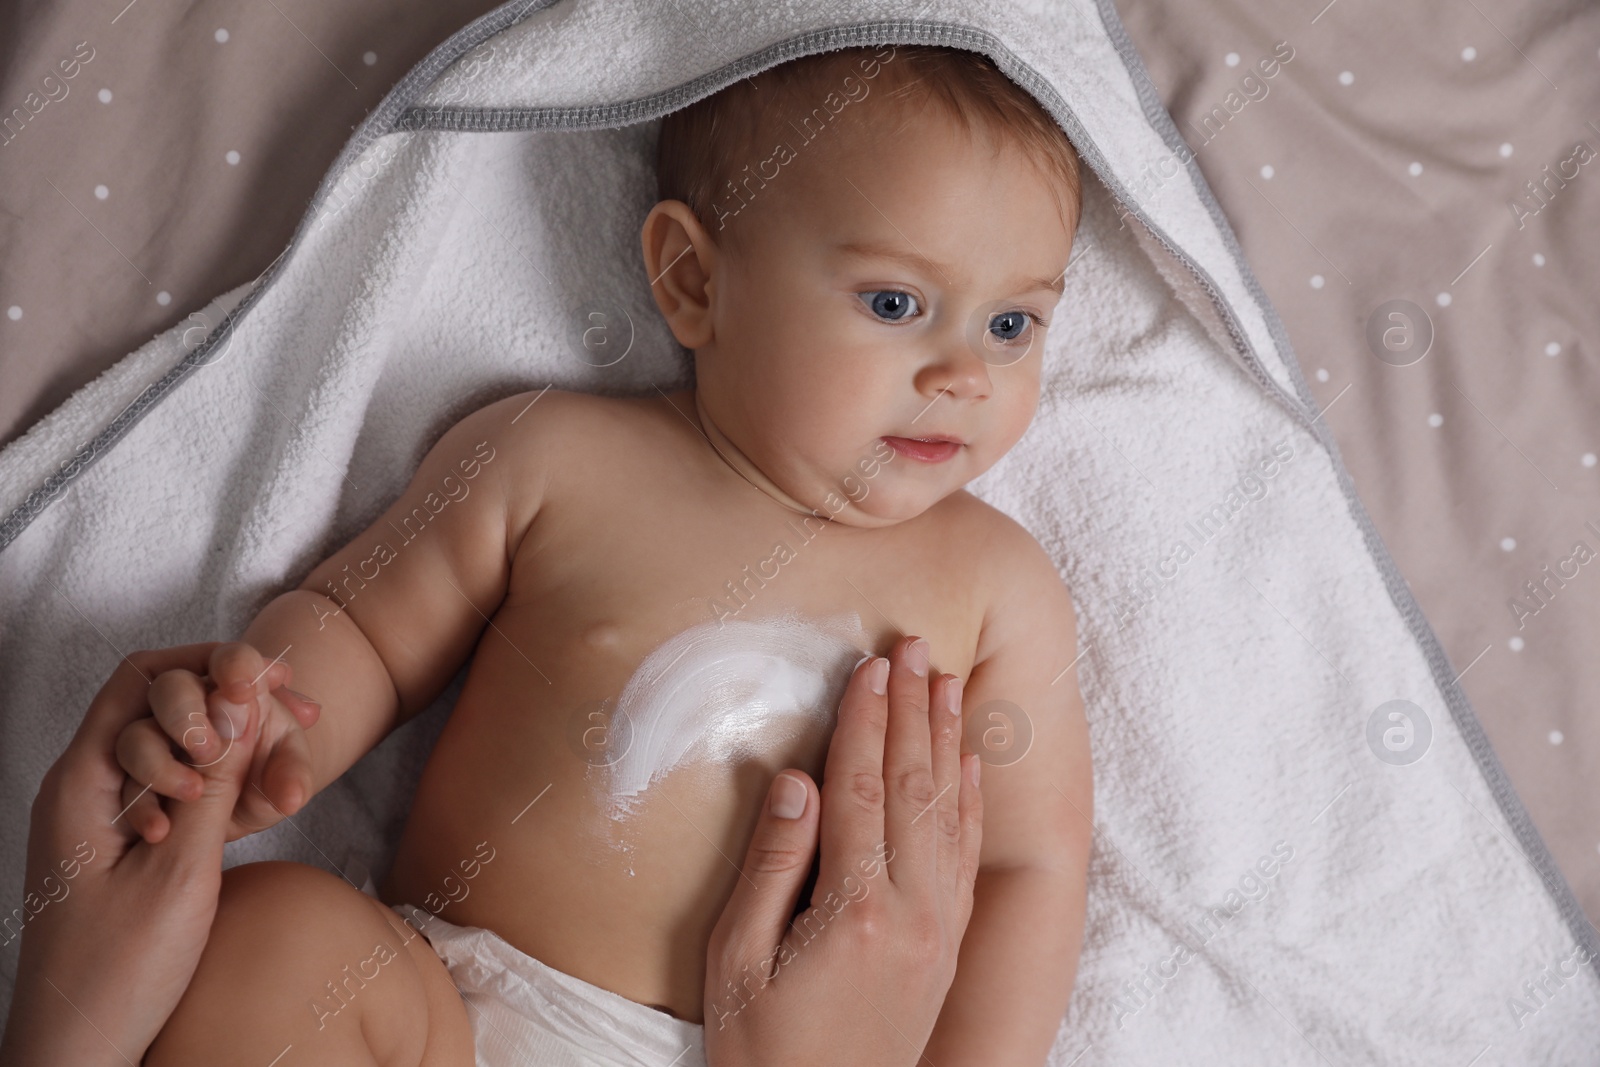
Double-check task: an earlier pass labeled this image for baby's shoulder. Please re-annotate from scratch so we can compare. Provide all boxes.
[433,386,652,531]
[478,385,643,437]
[932,492,1075,656]
[458,386,654,469]
[932,491,1063,588]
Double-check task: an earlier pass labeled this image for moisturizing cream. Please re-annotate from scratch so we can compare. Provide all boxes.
[603,610,869,820]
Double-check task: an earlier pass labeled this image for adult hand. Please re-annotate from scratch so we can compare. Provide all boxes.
[112,640,323,845]
[0,644,274,1067]
[703,634,983,1067]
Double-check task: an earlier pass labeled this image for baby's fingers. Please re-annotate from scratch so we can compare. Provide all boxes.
[115,717,204,806]
[208,641,272,707]
[260,718,315,815]
[148,668,228,764]
[117,771,171,844]
[271,683,322,731]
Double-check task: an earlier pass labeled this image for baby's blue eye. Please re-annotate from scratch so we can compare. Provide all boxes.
[989,311,1029,342]
[989,310,1048,345]
[861,290,919,321]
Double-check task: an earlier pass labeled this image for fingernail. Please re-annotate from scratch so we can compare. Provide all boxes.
[966,752,981,788]
[283,687,321,709]
[771,773,807,819]
[946,676,964,716]
[211,700,247,741]
[907,637,930,677]
[868,657,889,695]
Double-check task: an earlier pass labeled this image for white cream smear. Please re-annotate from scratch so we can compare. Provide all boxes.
[602,609,869,823]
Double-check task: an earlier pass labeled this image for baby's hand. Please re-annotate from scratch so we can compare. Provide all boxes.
[113,642,323,844]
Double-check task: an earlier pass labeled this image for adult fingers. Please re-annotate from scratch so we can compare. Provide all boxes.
[161,685,261,854]
[63,644,223,785]
[161,659,297,751]
[882,636,937,888]
[32,645,220,878]
[953,753,984,930]
[114,717,204,804]
[146,669,223,765]
[706,771,820,994]
[817,654,890,893]
[928,673,965,897]
[117,773,170,845]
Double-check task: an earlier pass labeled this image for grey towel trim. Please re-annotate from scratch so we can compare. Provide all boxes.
[1087,0,1600,978]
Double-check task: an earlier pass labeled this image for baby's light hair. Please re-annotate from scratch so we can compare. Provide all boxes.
[655,45,1083,250]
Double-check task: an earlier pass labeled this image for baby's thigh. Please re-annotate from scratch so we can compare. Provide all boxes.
[144,860,473,1067]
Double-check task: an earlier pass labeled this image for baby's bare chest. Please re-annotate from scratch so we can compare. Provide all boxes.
[500,468,984,693]
[389,456,993,1014]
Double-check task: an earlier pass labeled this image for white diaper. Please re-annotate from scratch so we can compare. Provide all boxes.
[391,902,707,1067]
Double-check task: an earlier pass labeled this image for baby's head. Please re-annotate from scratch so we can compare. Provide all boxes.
[642,45,1082,527]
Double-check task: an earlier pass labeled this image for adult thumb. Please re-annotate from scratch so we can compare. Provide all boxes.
[708,771,820,975]
[162,687,261,852]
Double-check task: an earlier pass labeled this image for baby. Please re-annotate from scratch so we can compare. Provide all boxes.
[124,44,1091,1065]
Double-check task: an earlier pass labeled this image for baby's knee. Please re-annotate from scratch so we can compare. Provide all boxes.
[145,861,445,1066]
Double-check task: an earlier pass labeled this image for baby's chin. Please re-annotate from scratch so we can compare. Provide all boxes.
[811,480,959,529]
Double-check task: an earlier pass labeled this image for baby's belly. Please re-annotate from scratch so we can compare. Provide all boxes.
[381,609,872,1023]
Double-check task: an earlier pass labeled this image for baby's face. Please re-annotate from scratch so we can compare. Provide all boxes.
[673,101,1076,528]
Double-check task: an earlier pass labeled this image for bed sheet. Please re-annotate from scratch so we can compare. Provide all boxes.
[1,0,1596,934]
[0,0,502,445]
[1113,0,1600,926]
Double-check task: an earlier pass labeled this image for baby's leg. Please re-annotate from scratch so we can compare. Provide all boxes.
[144,861,473,1067]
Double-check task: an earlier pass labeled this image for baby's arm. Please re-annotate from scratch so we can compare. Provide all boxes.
[115,391,554,838]
[922,519,1093,1065]
[238,394,545,799]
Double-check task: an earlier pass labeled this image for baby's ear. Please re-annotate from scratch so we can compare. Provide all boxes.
[639,199,718,349]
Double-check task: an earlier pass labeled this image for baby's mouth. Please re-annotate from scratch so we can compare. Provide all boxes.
[881,435,963,464]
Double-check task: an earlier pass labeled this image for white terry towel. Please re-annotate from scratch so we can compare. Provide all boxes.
[2,0,1597,1062]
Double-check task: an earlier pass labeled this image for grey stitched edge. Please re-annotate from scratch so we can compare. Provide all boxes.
[1,9,1314,552]
[396,21,1321,435]
[1089,0,1600,977]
